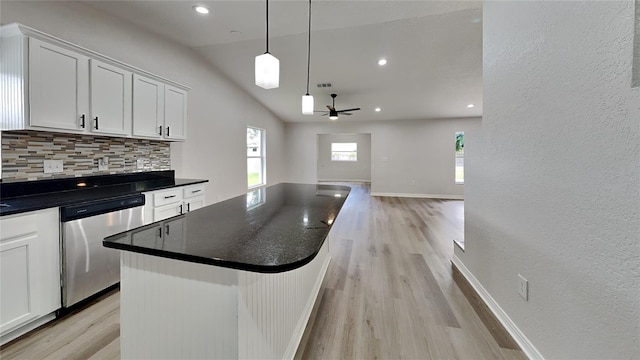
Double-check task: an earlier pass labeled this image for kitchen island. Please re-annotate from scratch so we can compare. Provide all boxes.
[104,183,350,360]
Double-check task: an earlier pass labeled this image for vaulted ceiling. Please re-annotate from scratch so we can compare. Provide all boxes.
[85,0,482,123]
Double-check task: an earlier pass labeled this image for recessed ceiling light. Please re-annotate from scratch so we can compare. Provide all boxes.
[378,59,387,66]
[375,107,381,112]
[467,104,475,108]
[193,5,209,14]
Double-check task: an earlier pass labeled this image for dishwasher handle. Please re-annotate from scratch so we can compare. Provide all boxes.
[61,195,146,222]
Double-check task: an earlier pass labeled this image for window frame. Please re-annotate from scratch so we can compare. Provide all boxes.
[455,131,464,185]
[331,142,358,162]
[247,126,266,189]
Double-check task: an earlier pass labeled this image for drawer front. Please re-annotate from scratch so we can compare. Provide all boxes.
[183,184,205,199]
[153,188,183,207]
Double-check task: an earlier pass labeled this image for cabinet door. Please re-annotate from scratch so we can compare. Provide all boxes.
[153,204,182,222]
[162,217,186,252]
[133,74,164,139]
[90,59,132,136]
[29,38,88,131]
[185,196,205,213]
[164,85,187,140]
[0,214,39,333]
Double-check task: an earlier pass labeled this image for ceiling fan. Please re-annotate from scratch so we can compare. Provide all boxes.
[316,94,361,120]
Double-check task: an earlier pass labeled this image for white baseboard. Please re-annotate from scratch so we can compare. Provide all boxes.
[317,179,371,183]
[370,192,464,200]
[0,313,56,346]
[451,255,544,360]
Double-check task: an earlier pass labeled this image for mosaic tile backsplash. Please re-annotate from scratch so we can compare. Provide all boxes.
[1,131,170,181]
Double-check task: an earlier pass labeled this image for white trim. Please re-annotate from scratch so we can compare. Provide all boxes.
[451,255,545,360]
[370,192,464,200]
[318,179,371,183]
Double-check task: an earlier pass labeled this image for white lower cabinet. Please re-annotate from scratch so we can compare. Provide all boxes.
[0,208,61,344]
[143,184,206,224]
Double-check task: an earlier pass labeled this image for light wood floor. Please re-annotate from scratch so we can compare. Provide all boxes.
[0,183,526,360]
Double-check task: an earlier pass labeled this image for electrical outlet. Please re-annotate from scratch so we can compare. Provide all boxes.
[98,156,109,171]
[518,274,528,301]
[43,160,63,174]
[136,158,146,169]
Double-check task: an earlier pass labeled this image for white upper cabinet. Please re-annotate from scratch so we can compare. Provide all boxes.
[1,23,189,141]
[133,74,164,139]
[164,85,187,141]
[29,38,89,132]
[90,59,132,136]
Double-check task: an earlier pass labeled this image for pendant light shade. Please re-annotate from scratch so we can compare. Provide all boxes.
[256,0,279,89]
[255,53,279,89]
[302,0,314,115]
[302,94,314,115]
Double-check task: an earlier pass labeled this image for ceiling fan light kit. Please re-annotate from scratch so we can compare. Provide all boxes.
[302,0,314,115]
[320,93,361,121]
[255,0,279,89]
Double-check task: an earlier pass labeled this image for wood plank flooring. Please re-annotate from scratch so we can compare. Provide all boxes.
[0,183,525,360]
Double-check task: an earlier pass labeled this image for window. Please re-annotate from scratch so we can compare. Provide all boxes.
[455,132,464,184]
[331,142,357,161]
[247,127,265,188]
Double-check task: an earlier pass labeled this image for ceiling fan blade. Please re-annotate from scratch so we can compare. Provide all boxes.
[321,113,328,116]
[336,107,361,113]
[326,105,335,111]
[341,113,352,115]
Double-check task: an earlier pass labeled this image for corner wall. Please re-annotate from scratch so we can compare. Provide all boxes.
[286,117,480,198]
[0,1,287,203]
[457,1,640,358]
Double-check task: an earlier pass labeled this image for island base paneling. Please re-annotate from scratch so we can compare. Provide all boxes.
[119,242,330,360]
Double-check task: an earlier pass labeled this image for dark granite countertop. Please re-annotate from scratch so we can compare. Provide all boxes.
[0,171,207,216]
[104,183,351,273]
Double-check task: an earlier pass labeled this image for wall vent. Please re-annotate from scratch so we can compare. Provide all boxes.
[316,83,332,88]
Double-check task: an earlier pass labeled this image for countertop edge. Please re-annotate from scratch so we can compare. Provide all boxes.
[103,240,321,274]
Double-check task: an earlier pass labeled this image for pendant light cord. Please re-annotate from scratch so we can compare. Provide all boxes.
[306,0,312,95]
[265,0,269,53]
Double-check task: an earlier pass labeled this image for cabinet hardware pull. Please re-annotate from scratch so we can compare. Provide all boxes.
[179,204,183,214]
[166,126,170,137]
[164,195,176,199]
[80,114,85,128]
[94,116,99,130]
[159,126,163,136]
[157,227,162,238]
[187,203,190,212]
[165,224,170,236]
[192,190,201,194]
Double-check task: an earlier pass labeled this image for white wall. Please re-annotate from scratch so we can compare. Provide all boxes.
[317,133,371,182]
[0,1,287,204]
[456,1,640,359]
[287,117,481,198]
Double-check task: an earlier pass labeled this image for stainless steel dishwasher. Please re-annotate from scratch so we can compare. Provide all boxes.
[60,194,145,307]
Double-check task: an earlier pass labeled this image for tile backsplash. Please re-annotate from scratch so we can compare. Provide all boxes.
[1,130,170,181]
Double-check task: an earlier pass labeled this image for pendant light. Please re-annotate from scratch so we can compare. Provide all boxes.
[255,0,279,89]
[301,0,314,115]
